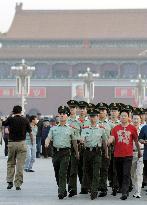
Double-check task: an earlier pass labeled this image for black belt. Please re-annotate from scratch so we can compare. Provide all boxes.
[85,147,101,152]
[53,147,70,152]
[8,140,24,142]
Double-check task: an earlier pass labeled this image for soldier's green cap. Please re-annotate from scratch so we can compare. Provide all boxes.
[67,100,79,108]
[58,106,70,116]
[118,103,126,110]
[125,105,133,112]
[87,108,99,116]
[109,103,120,111]
[87,103,95,110]
[78,101,89,108]
[132,108,141,116]
[140,108,146,114]
[95,102,108,110]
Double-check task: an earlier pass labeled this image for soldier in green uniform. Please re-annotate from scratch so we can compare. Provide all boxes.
[95,102,113,197]
[66,100,81,197]
[45,106,79,200]
[108,103,120,195]
[76,101,90,194]
[81,108,108,200]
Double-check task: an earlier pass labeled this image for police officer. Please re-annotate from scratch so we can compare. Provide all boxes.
[95,102,113,197]
[66,100,81,197]
[45,106,79,200]
[81,108,108,200]
[140,108,147,126]
[77,101,89,194]
[108,103,120,195]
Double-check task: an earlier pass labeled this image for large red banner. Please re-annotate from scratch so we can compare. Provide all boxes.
[115,87,136,98]
[0,87,46,98]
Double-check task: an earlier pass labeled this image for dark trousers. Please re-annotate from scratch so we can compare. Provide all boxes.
[82,149,101,193]
[3,137,8,156]
[78,146,84,185]
[36,137,41,155]
[52,149,70,194]
[112,157,119,190]
[68,151,78,192]
[99,148,110,191]
[115,156,133,195]
[143,160,147,183]
[108,154,119,190]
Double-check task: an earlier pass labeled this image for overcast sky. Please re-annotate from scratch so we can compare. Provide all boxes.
[0,0,147,32]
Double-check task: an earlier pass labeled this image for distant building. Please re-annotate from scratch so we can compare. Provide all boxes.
[0,3,147,114]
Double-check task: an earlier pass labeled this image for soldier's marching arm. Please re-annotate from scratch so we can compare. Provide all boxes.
[71,129,79,160]
[72,140,79,160]
[45,128,52,147]
[102,129,109,158]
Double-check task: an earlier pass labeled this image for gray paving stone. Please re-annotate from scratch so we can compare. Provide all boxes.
[0,144,147,204]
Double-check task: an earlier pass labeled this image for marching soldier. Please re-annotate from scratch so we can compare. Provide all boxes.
[95,102,113,197]
[45,106,79,199]
[108,103,120,195]
[81,108,108,200]
[140,108,147,126]
[66,100,81,197]
[76,101,90,194]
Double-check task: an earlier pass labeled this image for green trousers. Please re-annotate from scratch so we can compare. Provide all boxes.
[82,148,102,193]
[52,149,70,195]
[68,150,78,192]
[99,148,110,191]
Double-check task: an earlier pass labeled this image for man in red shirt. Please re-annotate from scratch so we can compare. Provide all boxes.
[108,109,142,200]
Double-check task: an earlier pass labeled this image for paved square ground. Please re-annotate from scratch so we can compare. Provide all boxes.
[0,144,147,205]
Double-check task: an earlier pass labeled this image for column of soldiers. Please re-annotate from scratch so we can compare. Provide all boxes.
[3,101,146,200]
[45,100,147,200]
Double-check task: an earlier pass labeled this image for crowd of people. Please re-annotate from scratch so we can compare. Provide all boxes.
[0,101,147,201]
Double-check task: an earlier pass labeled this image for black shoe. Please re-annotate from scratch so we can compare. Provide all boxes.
[90,192,98,200]
[112,189,117,196]
[68,190,77,197]
[98,191,107,197]
[28,169,35,172]
[36,153,40,158]
[120,194,127,200]
[58,191,67,200]
[142,182,146,188]
[7,182,13,189]
[117,188,122,193]
[129,186,133,192]
[64,190,67,197]
[16,187,21,190]
[79,188,88,194]
[58,193,64,199]
[68,185,72,192]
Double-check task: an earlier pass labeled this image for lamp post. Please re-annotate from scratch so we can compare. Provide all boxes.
[130,74,146,107]
[11,59,35,115]
[78,67,99,103]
